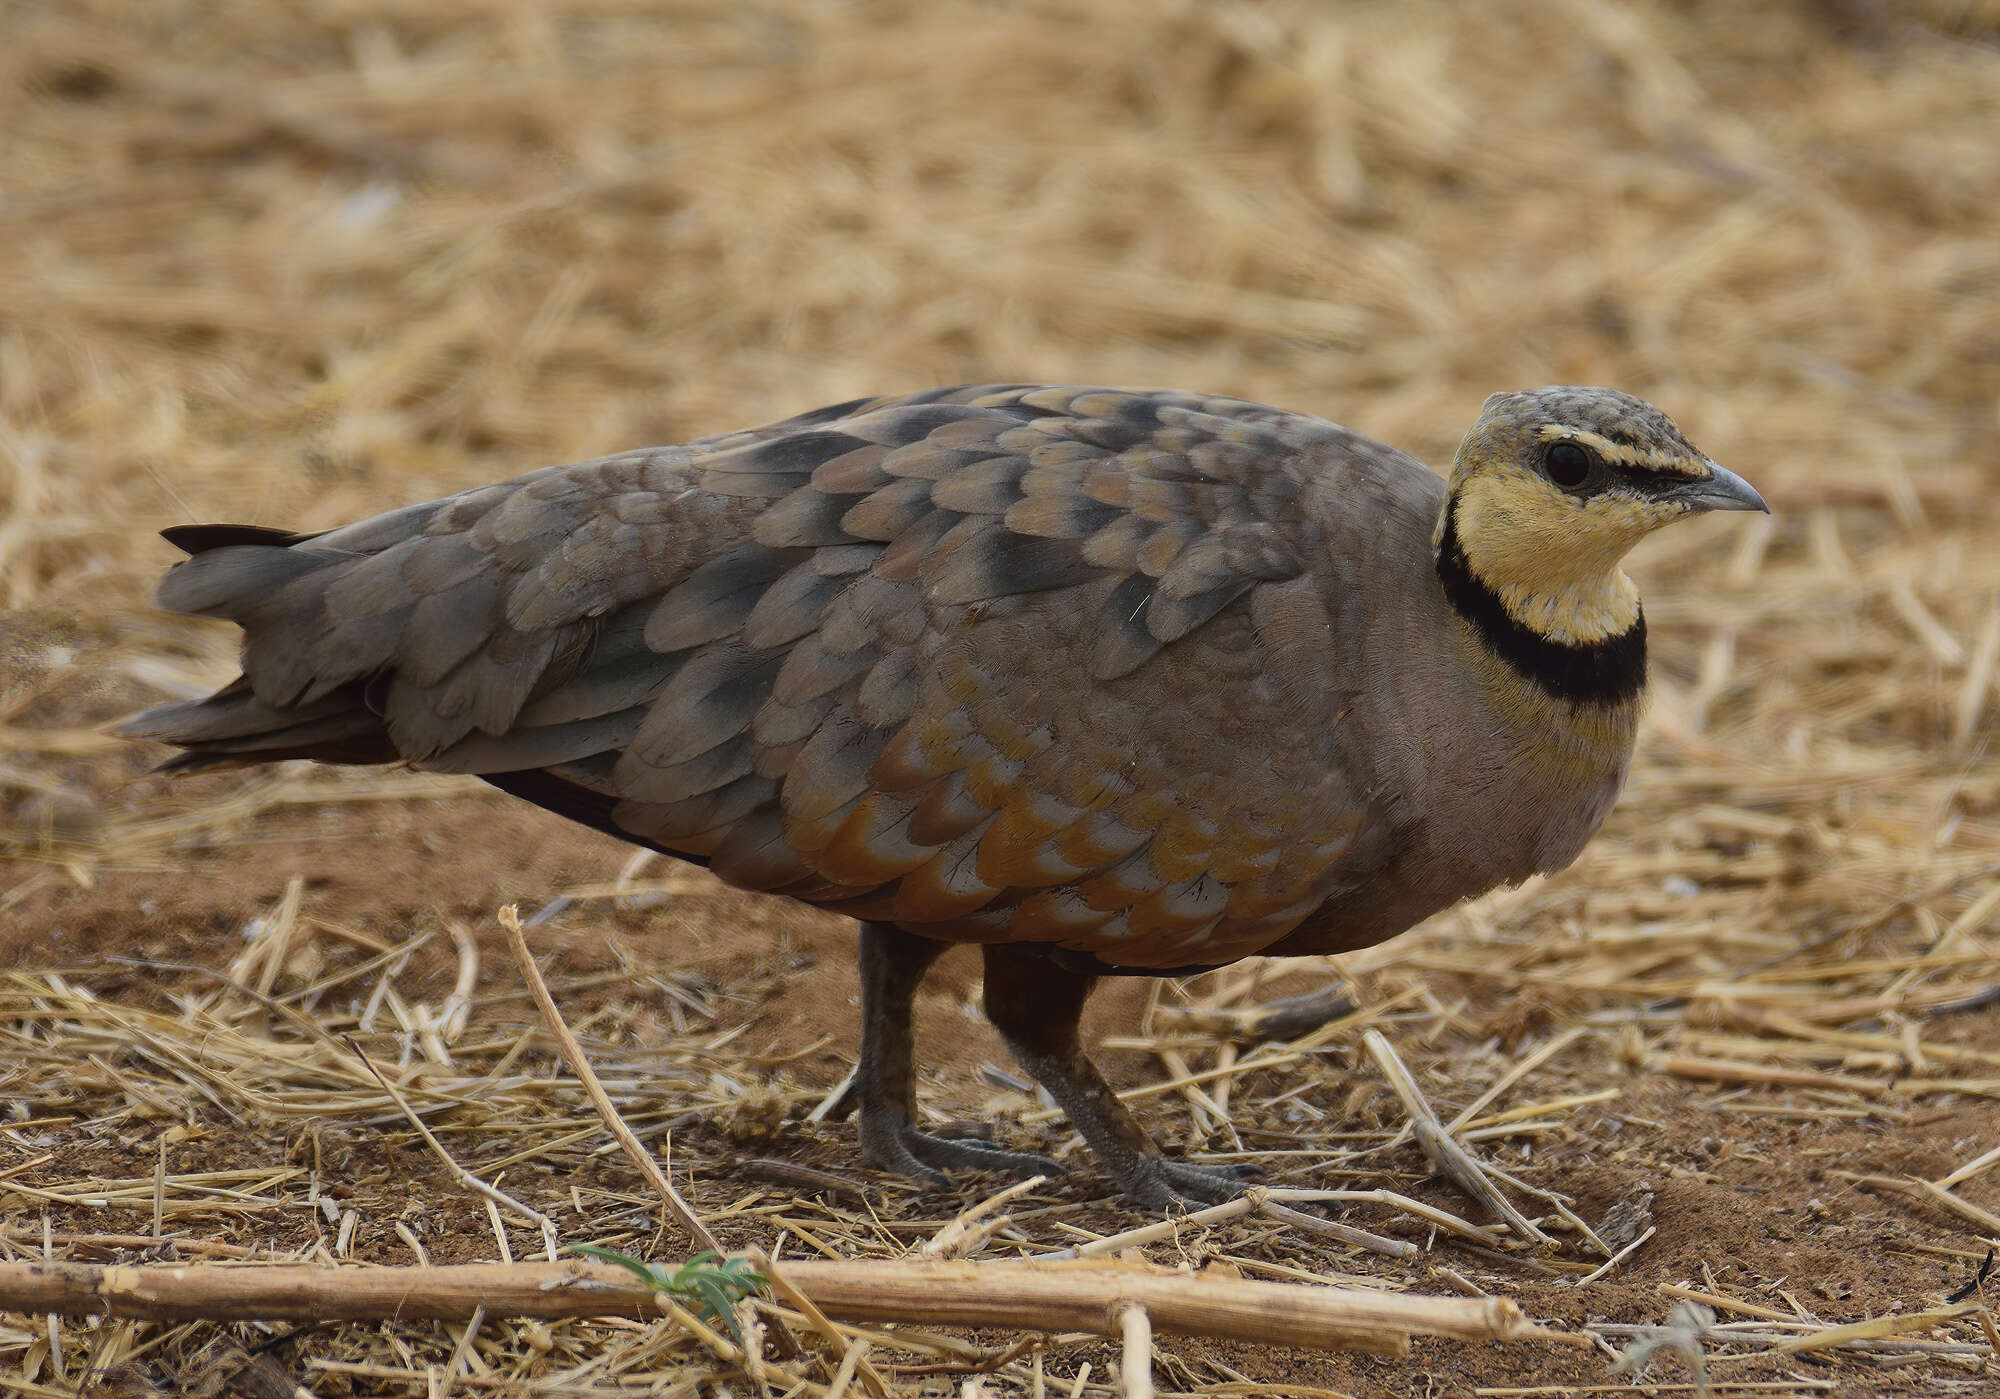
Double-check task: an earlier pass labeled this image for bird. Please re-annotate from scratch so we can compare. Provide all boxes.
[122,382,1766,1210]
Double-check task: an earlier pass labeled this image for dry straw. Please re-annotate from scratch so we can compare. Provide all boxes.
[5,0,2000,1394]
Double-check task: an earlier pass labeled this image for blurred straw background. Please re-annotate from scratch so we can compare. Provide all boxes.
[4,1,2000,1395]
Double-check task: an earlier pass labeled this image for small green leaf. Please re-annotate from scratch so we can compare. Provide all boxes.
[567,1244,768,1343]
[570,1244,670,1288]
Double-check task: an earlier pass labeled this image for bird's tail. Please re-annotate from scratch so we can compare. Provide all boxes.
[117,524,398,773]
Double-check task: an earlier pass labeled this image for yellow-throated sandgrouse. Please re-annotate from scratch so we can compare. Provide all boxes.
[124,383,1766,1209]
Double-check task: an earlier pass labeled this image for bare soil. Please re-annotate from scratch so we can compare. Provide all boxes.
[8,784,2000,1396]
[7,0,2000,1394]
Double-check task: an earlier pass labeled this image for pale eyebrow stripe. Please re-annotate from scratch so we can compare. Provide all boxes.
[1535,425,1704,476]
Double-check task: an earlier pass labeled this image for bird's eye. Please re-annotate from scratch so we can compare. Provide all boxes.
[1545,441,1594,489]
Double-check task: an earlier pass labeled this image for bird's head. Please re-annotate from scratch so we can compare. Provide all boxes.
[1436,386,1765,651]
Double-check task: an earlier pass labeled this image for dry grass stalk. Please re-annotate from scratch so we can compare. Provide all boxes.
[1444,1027,1593,1135]
[1935,1141,2000,1191]
[344,1034,562,1261]
[1255,1197,1417,1259]
[822,1335,875,1399]
[439,920,480,1044]
[1115,1301,1154,1399]
[1655,1055,1890,1096]
[1037,1188,1414,1262]
[498,901,722,1255]
[9,1,2000,1392]
[1591,1316,1993,1362]
[1656,1285,1798,1324]
[1838,1173,2000,1236]
[1362,1030,1552,1248]
[1474,1385,1833,1396]
[227,873,303,1002]
[1768,1301,1986,1355]
[747,1248,893,1399]
[0,1257,1553,1355]
[1571,1226,1656,1287]
[921,1174,1048,1259]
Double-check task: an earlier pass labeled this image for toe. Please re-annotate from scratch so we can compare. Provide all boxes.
[1157,1165,1252,1206]
[858,1122,952,1189]
[859,1115,1066,1189]
[904,1130,1067,1180]
[1115,1157,1269,1210]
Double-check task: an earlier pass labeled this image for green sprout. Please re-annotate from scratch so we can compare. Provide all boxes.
[570,1245,769,1342]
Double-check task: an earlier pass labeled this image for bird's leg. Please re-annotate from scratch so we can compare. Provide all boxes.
[981,944,1260,1211]
[842,921,1066,1187]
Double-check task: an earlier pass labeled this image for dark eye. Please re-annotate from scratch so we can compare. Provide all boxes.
[1545,441,1594,489]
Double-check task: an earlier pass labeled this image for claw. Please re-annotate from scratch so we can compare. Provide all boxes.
[1126,1157,1270,1210]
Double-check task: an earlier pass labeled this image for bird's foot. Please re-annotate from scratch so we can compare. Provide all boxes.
[860,1115,1066,1189]
[1117,1157,1265,1212]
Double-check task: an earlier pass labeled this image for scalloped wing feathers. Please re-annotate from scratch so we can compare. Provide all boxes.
[125,385,1436,968]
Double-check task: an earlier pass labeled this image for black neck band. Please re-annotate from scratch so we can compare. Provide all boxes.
[1435,500,1645,707]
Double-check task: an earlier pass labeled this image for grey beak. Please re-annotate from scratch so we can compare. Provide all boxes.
[1680,461,1769,514]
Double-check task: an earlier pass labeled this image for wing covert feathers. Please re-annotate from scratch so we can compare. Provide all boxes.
[125,384,1390,967]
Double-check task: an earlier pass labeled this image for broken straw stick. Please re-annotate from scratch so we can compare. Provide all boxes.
[497,902,723,1256]
[1034,1187,1415,1261]
[0,1258,1561,1356]
[747,1249,892,1399]
[438,920,479,1043]
[923,1174,1047,1259]
[1117,1300,1156,1399]
[1362,1030,1552,1248]
[1657,1055,1888,1097]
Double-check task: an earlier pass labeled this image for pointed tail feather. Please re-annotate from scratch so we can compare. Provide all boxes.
[125,522,397,773]
[161,523,328,556]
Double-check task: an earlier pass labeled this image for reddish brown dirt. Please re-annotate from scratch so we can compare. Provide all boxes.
[6,1,2000,1392]
[8,784,1999,1397]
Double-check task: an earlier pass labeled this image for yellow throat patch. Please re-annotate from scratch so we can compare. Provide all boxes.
[1439,423,1704,648]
